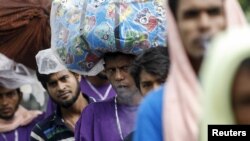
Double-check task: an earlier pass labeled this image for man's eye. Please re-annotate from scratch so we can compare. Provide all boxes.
[6,91,17,98]
[234,96,250,108]
[106,68,115,75]
[121,66,129,72]
[158,79,166,85]
[142,83,152,88]
[239,98,250,106]
[184,9,199,19]
[207,7,222,16]
[61,76,69,82]
[48,82,57,87]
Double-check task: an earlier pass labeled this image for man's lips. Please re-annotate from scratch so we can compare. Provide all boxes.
[117,85,128,88]
[194,36,211,49]
[0,107,13,113]
[58,91,71,99]
[115,85,129,92]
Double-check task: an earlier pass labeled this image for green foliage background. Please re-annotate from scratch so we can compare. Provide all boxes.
[239,0,250,22]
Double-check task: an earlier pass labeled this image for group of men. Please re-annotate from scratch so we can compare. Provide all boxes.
[134,0,247,141]
[0,0,249,141]
[0,45,169,141]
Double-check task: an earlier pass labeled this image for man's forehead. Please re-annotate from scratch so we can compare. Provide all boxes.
[49,70,71,80]
[178,0,224,11]
[0,86,16,94]
[105,55,134,68]
[140,70,158,82]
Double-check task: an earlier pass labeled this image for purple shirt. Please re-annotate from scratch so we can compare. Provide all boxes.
[45,77,116,117]
[80,77,116,102]
[0,114,44,141]
[75,97,138,141]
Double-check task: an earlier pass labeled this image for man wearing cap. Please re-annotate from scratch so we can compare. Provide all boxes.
[30,49,91,141]
[0,53,44,141]
[45,72,116,117]
[75,52,143,141]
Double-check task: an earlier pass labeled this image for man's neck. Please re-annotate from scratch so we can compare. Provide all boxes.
[189,55,203,76]
[60,93,88,130]
[85,76,109,87]
[61,93,88,116]
[116,91,142,106]
[0,117,14,121]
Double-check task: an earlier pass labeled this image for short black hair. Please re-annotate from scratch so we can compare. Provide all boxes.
[130,47,170,90]
[103,52,136,67]
[36,71,52,90]
[16,88,21,94]
[36,70,76,90]
[169,0,179,19]
[16,88,22,100]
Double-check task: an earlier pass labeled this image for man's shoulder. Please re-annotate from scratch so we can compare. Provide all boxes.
[31,112,74,141]
[85,97,114,110]
[24,112,46,129]
[32,113,57,131]
[80,98,114,119]
[139,85,164,114]
[144,86,164,104]
[31,112,45,122]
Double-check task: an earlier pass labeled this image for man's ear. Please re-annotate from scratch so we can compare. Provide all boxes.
[103,70,107,75]
[18,91,23,104]
[74,73,81,82]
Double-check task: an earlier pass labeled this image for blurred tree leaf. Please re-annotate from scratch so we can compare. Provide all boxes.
[239,0,250,22]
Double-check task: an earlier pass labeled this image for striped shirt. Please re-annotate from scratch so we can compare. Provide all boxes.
[30,108,74,141]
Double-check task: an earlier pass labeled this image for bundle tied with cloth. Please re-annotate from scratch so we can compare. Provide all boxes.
[0,0,51,70]
[51,0,167,75]
[0,53,42,133]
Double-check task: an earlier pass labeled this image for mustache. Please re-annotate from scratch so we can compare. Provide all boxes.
[57,90,71,96]
[193,35,211,49]
[114,83,128,88]
[0,107,12,111]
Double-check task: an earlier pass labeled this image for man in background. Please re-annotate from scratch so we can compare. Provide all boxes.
[134,0,246,141]
[30,49,90,141]
[75,52,142,141]
[130,47,170,96]
[0,53,44,141]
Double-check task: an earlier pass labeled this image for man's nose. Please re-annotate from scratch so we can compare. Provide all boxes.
[114,69,124,81]
[57,82,66,90]
[152,83,160,90]
[198,13,210,32]
[0,96,9,106]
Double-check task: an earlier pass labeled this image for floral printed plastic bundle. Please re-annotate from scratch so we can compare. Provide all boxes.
[51,0,102,75]
[51,0,167,75]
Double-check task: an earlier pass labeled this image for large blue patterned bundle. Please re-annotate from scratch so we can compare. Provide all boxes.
[51,0,167,75]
